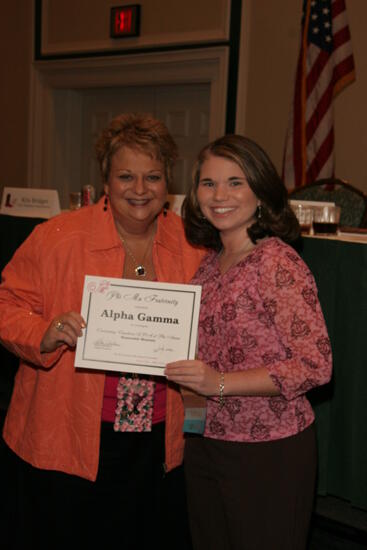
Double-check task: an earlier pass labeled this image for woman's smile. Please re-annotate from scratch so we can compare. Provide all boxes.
[127,198,151,206]
[211,206,237,215]
[197,154,258,238]
[104,146,167,232]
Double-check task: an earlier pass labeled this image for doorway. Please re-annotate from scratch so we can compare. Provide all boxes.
[28,47,229,208]
[80,83,210,201]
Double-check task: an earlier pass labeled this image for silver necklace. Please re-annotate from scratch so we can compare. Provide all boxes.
[219,239,255,271]
[120,234,154,278]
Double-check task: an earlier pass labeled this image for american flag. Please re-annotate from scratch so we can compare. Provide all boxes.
[283,0,355,189]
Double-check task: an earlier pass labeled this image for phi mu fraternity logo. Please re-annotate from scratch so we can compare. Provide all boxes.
[86,279,111,294]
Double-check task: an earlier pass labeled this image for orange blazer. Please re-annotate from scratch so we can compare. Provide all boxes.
[0,199,205,480]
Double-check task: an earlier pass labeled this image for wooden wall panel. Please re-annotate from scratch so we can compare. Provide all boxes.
[41,0,230,55]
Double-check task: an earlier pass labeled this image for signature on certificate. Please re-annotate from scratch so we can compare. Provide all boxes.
[93,338,119,350]
[153,345,175,353]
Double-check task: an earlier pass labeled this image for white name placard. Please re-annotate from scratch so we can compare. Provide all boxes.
[0,187,61,218]
[75,276,202,376]
[289,199,335,208]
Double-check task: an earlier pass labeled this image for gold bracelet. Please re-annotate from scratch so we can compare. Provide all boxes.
[219,371,225,409]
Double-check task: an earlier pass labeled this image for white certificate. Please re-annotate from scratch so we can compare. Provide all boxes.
[75,276,201,376]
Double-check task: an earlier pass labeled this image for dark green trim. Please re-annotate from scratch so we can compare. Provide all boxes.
[34,0,242,133]
[226,0,242,133]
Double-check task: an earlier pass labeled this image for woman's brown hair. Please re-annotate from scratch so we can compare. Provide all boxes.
[182,134,300,251]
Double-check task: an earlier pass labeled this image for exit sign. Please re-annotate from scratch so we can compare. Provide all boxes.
[110,5,140,38]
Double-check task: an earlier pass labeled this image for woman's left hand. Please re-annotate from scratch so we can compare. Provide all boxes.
[40,311,86,353]
[165,360,220,396]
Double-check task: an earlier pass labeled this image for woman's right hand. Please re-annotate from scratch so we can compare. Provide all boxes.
[40,312,86,353]
[165,359,220,396]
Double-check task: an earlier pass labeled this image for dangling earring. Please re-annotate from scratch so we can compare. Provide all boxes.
[103,195,109,212]
[163,201,169,217]
[257,204,262,219]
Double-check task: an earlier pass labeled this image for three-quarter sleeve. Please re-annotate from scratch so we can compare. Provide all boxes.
[258,246,332,401]
[0,226,64,368]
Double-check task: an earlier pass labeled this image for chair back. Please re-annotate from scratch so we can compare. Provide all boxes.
[288,179,367,227]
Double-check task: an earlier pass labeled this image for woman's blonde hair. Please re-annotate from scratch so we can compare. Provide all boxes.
[95,113,178,187]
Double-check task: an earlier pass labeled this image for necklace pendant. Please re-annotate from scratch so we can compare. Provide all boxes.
[135,265,146,277]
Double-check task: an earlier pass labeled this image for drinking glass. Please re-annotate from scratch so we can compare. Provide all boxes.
[312,205,341,235]
[69,192,82,211]
[292,204,314,235]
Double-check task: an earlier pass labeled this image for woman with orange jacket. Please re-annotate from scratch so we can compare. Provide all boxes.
[0,113,204,549]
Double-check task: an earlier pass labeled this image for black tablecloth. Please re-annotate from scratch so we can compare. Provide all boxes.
[299,236,367,510]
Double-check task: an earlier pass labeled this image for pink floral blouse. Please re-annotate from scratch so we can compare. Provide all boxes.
[191,237,332,443]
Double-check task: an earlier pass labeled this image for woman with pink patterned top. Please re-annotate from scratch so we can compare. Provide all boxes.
[165,134,332,550]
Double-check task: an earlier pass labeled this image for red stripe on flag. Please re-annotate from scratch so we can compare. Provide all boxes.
[306,127,334,183]
[332,0,346,19]
[306,82,333,142]
[306,50,329,94]
[333,55,355,85]
[333,26,351,49]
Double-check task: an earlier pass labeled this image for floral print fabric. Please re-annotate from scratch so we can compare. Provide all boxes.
[191,237,332,442]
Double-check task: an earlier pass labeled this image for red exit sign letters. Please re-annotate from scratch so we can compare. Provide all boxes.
[110,5,140,38]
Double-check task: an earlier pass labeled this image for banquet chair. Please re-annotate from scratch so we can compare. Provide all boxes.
[288,178,367,228]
